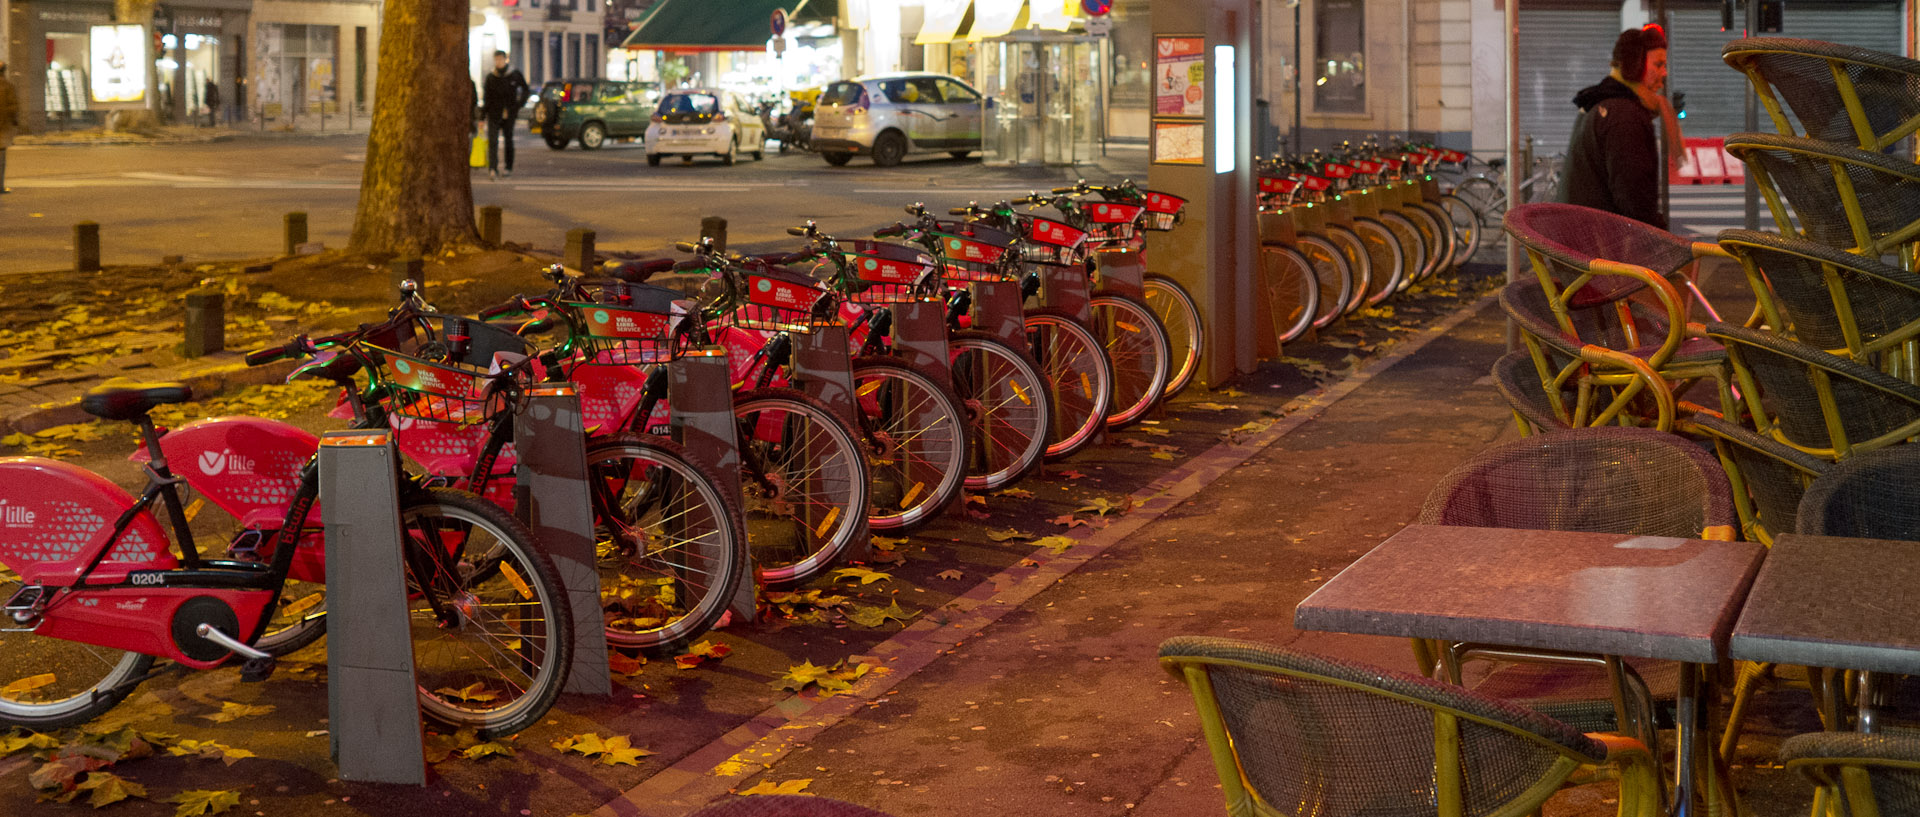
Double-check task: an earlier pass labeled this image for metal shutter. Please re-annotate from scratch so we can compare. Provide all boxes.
[1668,1,1904,139]
[1518,8,1625,155]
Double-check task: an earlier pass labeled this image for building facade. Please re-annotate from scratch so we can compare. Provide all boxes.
[477,0,607,92]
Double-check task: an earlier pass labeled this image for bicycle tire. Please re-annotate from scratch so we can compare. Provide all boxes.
[1438,194,1483,265]
[1294,233,1353,330]
[733,387,870,590]
[1259,244,1319,344]
[1351,217,1407,308]
[851,356,967,533]
[0,586,154,728]
[1453,176,1504,247]
[1408,201,1456,276]
[1142,273,1203,399]
[1089,292,1172,430]
[584,433,745,655]
[1375,211,1427,298]
[952,330,1054,487]
[1322,225,1374,317]
[1018,311,1109,462]
[402,487,571,737]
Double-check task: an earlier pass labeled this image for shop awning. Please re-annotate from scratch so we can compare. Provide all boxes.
[622,0,823,52]
[915,0,1081,45]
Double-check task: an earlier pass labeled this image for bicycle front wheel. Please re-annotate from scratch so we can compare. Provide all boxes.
[1090,293,1172,429]
[1295,234,1354,330]
[402,488,571,737]
[1453,176,1504,247]
[734,388,870,590]
[1438,194,1483,265]
[1020,311,1110,462]
[1259,244,1320,344]
[585,434,745,655]
[952,330,1054,487]
[1351,217,1408,307]
[0,564,155,729]
[1142,274,1203,399]
[1407,201,1455,277]
[852,356,967,533]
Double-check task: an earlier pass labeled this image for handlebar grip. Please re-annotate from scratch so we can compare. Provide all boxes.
[948,207,972,216]
[244,344,290,367]
[786,226,810,237]
[1051,186,1076,195]
[477,300,519,319]
[673,241,700,253]
[873,223,907,238]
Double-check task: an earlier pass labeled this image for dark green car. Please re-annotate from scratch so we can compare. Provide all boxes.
[530,79,659,150]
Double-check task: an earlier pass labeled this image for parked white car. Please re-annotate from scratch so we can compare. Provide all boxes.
[811,72,983,167]
[645,89,766,166]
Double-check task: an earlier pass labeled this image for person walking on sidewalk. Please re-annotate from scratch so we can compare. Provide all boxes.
[1560,25,1684,229]
[204,79,221,127]
[482,51,530,180]
[0,61,18,194]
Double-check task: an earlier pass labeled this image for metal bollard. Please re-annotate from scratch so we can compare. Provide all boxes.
[700,216,728,253]
[565,228,596,273]
[388,257,425,298]
[284,212,308,256]
[75,222,101,273]
[182,289,225,359]
[479,205,503,245]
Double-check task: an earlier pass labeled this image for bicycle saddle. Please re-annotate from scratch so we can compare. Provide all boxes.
[1486,158,1506,171]
[607,258,676,283]
[82,379,193,421]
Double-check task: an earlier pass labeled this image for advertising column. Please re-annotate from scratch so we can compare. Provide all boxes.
[1147,0,1254,386]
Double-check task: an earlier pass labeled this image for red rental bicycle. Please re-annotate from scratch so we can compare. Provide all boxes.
[0,317,572,735]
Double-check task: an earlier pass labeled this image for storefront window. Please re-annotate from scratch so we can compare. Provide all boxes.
[1106,0,1149,140]
[45,33,92,119]
[1313,0,1365,113]
[256,23,339,120]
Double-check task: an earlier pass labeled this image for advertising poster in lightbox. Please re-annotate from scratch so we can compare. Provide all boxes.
[89,25,148,105]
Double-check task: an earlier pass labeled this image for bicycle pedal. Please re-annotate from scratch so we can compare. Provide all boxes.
[239,656,277,683]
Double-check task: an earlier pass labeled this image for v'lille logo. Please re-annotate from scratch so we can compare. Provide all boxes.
[198,448,255,477]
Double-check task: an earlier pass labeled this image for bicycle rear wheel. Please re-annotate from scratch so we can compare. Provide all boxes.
[1452,176,1504,247]
[852,356,967,533]
[585,434,744,655]
[1020,311,1109,462]
[1090,293,1171,430]
[0,565,155,729]
[1438,194,1483,265]
[734,388,870,590]
[402,488,571,737]
[1142,274,1203,400]
[1295,234,1353,330]
[1259,244,1319,344]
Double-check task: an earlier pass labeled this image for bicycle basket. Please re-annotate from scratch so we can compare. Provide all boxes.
[1082,201,1144,245]
[721,263,839,333]
[1142,190,1187,231]
[567,299,690,366]
[929,219,1019,283]
[1017,214,1088,265]
[842,239,944,304]
[364,345,515,426]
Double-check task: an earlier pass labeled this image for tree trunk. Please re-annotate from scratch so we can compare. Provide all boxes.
[349,0,476,256]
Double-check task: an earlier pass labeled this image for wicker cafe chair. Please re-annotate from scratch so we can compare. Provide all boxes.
[1491,343,1678,436]
[1684,413,1831,546]
[1157,637,1663,817]
[1502,278,1726,420]
[1504,202,1735,323]
[1722,37,1920,152]
[1701,321,1920,462]
[1780,732,1920,816]
[1720,229,1920,371]
[1722,134,1920,265]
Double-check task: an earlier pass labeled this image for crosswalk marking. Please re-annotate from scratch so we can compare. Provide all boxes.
[1668,185,1788,238]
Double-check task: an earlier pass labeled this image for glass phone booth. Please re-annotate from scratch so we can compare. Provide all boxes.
[979,32,1104,166]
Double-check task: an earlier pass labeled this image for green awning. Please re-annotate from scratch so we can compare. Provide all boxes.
[621,0,824,52]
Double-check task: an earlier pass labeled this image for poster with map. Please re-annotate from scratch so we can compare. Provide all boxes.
[1153,121,1204,165]
[1155,36,1205,117]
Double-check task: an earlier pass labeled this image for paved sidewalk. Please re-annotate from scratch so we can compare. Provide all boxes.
[628,296,1819,817]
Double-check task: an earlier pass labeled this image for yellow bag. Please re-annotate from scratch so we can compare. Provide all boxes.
[469,134,487,169]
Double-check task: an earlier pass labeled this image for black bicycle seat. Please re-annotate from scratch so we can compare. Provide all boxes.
[82,379,193,421]
[1486,158,1505,171]
[607,258,676,283]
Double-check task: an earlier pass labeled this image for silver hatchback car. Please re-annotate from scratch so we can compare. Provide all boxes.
[810,72,984,167]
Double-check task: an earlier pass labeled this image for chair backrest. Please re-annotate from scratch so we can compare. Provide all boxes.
[1722,133,1920,260]
[1491,350,1567,436]
[1797,443,1920,541]
[1688,413,1831,545]
[1503,203,1700,283]
[1719,228,1920,359]
[1702,321,1920,459]
[1779,731,1920,816]
[1417,426,1737,540]
[1158,636,1604,817]
[1499,271,1688,377]
[1722,38,1920,152]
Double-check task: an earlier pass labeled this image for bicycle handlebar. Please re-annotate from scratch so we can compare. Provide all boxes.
[873,223,909,239]
[673,241,700,254]
[786,226,810,237]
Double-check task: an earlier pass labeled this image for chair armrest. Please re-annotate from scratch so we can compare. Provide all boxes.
[1586,258,1688,370]
[1691,241,1736,261]
[1578,345,1676,431]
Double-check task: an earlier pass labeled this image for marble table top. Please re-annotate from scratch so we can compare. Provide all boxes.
[1295,524,1768,664]
[1730,533,1920,674]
